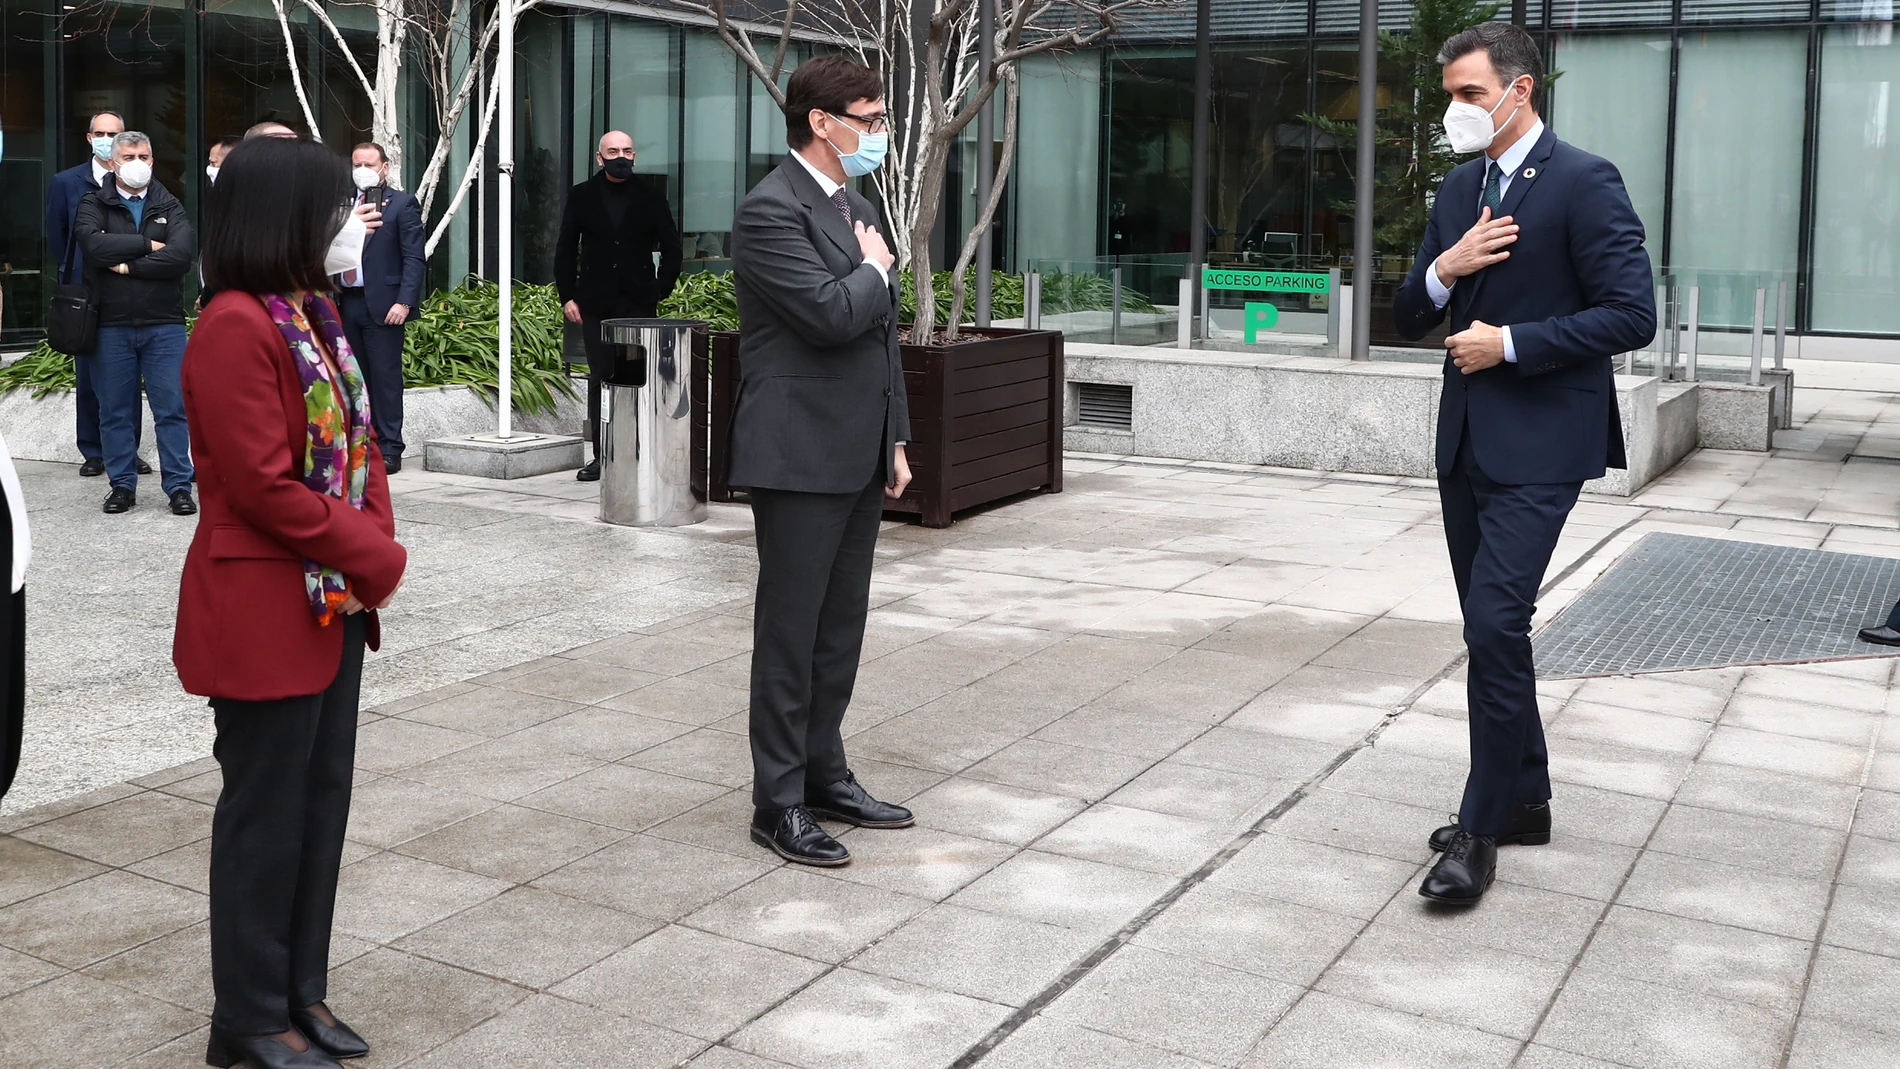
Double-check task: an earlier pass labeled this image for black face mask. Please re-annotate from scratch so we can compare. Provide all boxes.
[602,157,635,180]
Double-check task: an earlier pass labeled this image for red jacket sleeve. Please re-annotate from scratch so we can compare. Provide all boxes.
[184,302,408,605]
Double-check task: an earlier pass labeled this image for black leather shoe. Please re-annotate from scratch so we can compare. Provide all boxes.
[383,454,403,475]
[205,1027,342,1069]
[290,1005,369,1060]
[808,770,915,829]
[1429,802,1550,852]
[576,459,601,482]
[103,487,136,514]
[78,457,104,477]
[137,457,153,475]
[1859,625,1900,647]
[751,805,851,867]
[1419,830,1497,905]
[170,489,198,516]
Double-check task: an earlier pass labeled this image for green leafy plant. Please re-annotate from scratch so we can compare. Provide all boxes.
[658,272,741,332]
[0,342,76,398]
[2,285,577,417]
[1037,270,1157,316]
[401,280,577,416]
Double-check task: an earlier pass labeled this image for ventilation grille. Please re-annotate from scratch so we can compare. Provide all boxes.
[1077,383,1134,431]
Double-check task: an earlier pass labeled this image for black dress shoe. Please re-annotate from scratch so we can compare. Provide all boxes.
[1419,830,1497,905]
[205,1027,342,1069]
[751,805,851,866]
[170,489,198,516]
[383,454,403,475]
[78,457,105,477]
[808,770,915,829]
[290,1005,369,1059]
[576,459,601,482]
[103,487,136,514]
[137,457,153,475]
[1429,802,1550,852]
[1859,625,1900,647]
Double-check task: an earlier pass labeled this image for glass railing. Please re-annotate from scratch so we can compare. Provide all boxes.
[1627,268,1798,385]
[1022,257,1192,345]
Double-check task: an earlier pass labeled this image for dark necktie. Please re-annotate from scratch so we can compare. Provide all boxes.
[831,188,852,223]
[1481,161,1503,215]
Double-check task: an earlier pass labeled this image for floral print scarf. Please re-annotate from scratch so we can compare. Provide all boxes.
[263,293,374,625]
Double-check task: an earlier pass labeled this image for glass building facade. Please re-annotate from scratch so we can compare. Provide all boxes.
[2,0,1896,345]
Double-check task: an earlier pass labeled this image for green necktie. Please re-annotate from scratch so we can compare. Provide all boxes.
[1482,161,1503,215]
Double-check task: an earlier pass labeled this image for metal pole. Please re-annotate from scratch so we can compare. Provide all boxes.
[1187,0,1211,329]
[1177,277,1193,348]
[1682,285,1700,382]
[1025,272,1041,330]
[1749,286,1766,386]
[1351,0,1376,361]
[975,0,994,327]
[497,0,515,438]
[1774,279,1788,370]
[1326,267,1342,351]
[1111,267,1123,344]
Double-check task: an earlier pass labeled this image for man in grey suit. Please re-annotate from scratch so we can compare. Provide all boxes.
[729,56,915,867]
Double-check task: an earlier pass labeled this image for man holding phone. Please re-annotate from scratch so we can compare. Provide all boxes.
[336,142,424,473]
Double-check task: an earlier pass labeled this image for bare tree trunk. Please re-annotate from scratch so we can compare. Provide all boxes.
[271,0,324,139]
[944,65,1018,341]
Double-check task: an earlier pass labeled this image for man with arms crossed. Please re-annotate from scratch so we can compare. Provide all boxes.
[728,56,915,866]
[1394,24,1655,905]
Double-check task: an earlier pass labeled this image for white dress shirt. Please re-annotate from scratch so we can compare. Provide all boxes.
[91,158,111,188]
[1425,119,1545,364]
[790,148,889,285]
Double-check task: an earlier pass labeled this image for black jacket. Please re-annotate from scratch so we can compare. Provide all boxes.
[727,158,909,494]
[553,170,683,314]
[74,181,195,327]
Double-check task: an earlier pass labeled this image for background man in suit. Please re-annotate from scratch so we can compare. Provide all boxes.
[728,56,914,867]
[554,130,684,482]
[336,142,425,474]
[44,109,147,479]
[1394,23,1656,906]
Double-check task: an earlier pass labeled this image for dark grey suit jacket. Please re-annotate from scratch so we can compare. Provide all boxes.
[727,157,910,494]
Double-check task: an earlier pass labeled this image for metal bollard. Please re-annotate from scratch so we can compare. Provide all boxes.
[1110,267,1123,345]
[1774,279,1788,371]
[1177,277,1193,349]
[1025,272,1041,330]
[1749,286,1766,386]
[1682,286,1700,383]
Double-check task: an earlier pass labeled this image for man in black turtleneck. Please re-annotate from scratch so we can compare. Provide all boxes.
[553,130,684,481]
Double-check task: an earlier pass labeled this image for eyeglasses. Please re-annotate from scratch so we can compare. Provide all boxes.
[833,112,890,135]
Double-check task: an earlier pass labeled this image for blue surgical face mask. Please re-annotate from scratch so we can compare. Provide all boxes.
[92,135,116,161]
[827,118,888,179]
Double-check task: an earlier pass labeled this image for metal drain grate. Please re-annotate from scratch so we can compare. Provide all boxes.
[1535,532,1900,677]
[1076,382,1133,430]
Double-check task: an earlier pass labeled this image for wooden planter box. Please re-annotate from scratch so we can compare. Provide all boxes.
[707,327,1064,527]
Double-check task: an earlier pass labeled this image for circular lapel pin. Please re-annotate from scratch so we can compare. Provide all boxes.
[1521,167,1538,179]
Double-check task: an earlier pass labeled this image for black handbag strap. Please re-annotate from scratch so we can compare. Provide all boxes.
[60,191,89,285]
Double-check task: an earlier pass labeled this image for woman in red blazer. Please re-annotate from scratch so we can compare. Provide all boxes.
[178,135,405,1069]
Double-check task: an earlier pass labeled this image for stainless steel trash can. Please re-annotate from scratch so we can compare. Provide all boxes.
[597,318,706,527]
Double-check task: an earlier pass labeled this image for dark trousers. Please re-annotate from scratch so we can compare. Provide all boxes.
[748,475,885,809]
[96,324,192,494]
[1439,432,1580,838]
[0,479,22,802]
[580,301,653,459]
[338,291,408,461]
[74,351,104,462]
[207,615,366,1036]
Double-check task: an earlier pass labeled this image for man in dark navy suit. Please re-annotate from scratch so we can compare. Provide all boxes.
[1393,23,1656,906]
[44,109,146,478]
[336,142,425,474]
